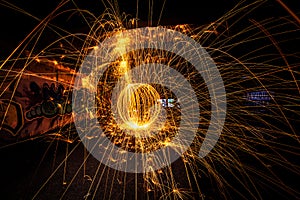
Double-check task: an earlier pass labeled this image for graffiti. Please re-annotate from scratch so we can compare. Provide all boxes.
[244,90,274,106]
[25,82,72,120]
[157,98,180,108]
[0,100,24,136]
[243,90,275,113]
[0,61,75,140]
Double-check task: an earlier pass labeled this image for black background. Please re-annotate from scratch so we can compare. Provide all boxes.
[0,0,299,199]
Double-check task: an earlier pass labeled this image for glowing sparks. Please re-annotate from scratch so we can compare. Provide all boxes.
[81,75,95,90]
[118,60,129,73]
[0,1,299,200]
[114,33,131,55]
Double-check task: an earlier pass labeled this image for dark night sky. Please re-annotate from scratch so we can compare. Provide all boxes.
[1,0,298,59]
[0,0,234,36]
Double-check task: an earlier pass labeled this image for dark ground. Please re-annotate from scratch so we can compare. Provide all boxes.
[0,126,299,200]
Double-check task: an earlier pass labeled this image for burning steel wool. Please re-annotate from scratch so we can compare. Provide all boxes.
[0,0,299,199]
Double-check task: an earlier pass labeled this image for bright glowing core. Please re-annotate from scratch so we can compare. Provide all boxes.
[117,83,161,130]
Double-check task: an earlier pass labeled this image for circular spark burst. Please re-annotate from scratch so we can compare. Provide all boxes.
[72,27,226,173]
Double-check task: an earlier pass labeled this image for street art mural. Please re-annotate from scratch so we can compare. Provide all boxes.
[0,60,74,141]
[25,82,72,120]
